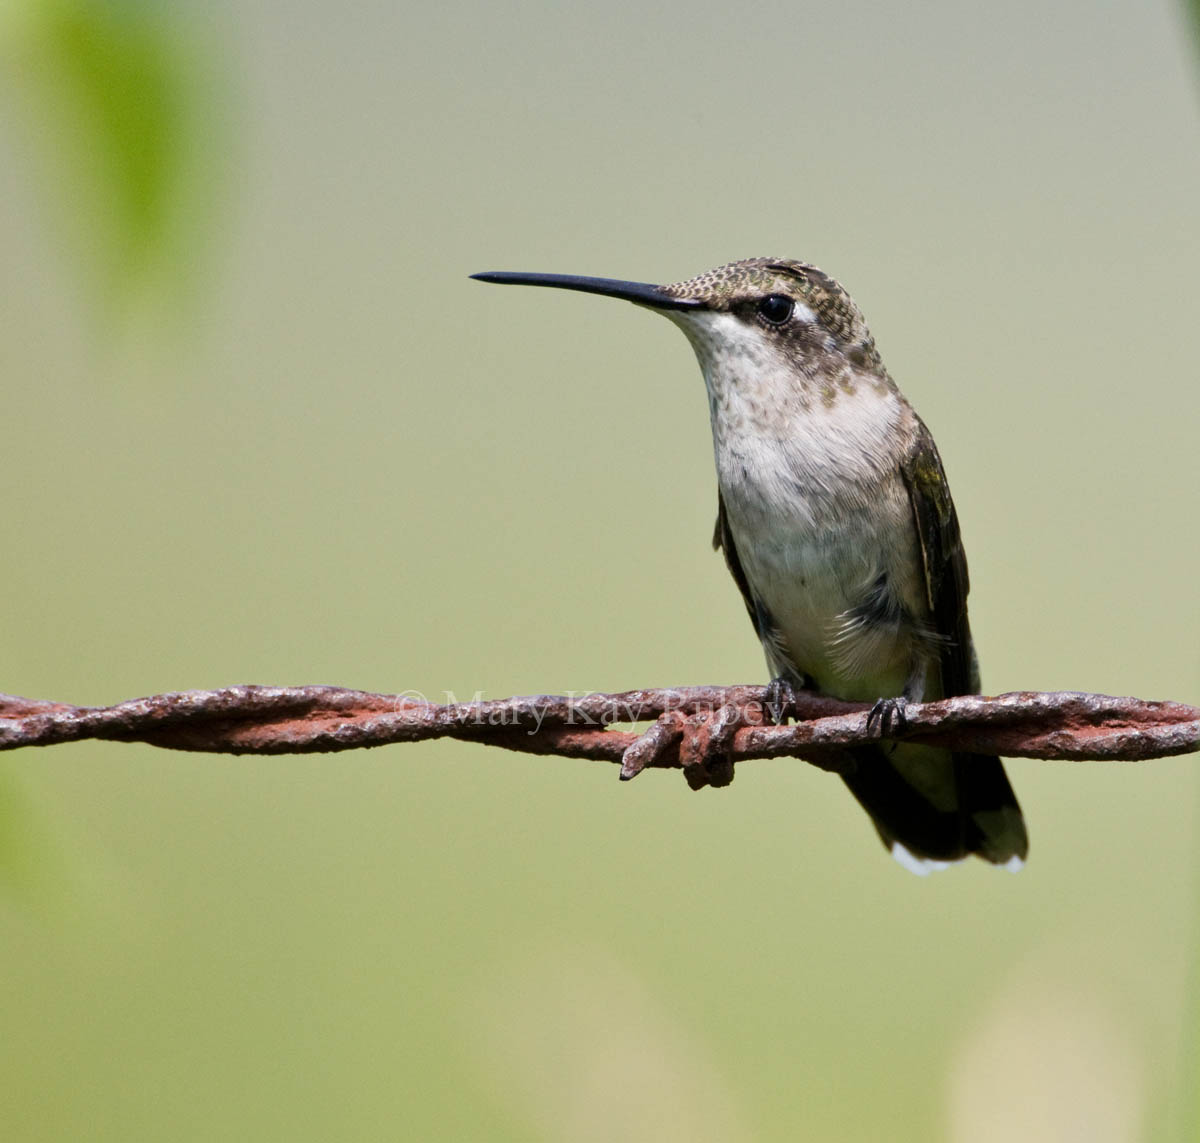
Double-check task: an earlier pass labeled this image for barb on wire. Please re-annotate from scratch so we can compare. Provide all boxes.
[0,685,1195,786]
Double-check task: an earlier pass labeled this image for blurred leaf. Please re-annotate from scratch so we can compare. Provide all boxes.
[50,2,182,270]
[1,0,228,319]
[0,770,66,908]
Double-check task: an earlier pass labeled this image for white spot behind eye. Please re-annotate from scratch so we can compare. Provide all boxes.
[789,301,818,324]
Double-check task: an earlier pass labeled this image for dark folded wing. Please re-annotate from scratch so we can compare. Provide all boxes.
[899,417,977,697]
[713,493,765,640]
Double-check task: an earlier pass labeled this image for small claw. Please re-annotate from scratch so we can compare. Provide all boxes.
[866,696,909,737]
[764,676,797,726]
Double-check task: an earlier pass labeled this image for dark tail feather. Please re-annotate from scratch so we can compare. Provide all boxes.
[957,752,1029,867]
[840,744,1028,872]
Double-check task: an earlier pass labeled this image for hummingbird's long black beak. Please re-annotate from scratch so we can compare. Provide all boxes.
[470,271,704,311]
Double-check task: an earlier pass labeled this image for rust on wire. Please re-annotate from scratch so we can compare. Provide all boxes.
[0,686,1195,780]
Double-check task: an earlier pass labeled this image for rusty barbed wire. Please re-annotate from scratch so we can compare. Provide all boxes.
[0,685,1195,786]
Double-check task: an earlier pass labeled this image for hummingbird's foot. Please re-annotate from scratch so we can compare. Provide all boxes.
[678,703,742,790]
[764,675,809,725]
[866,696,909,738]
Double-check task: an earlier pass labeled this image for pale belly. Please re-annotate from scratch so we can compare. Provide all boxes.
[726,496,928,703]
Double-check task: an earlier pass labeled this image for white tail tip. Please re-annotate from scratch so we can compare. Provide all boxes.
[891,842,953,876]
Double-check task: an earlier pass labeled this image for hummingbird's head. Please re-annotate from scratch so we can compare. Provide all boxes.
[654,257,885,382]
[470,258,891,399]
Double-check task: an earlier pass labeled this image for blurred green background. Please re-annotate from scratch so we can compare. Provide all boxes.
[2,1,1199,1139]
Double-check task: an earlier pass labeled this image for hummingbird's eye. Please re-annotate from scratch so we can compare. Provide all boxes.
[757,294,794,325]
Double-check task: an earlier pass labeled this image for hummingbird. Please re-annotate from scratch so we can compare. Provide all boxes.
[471,258,1028,873]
